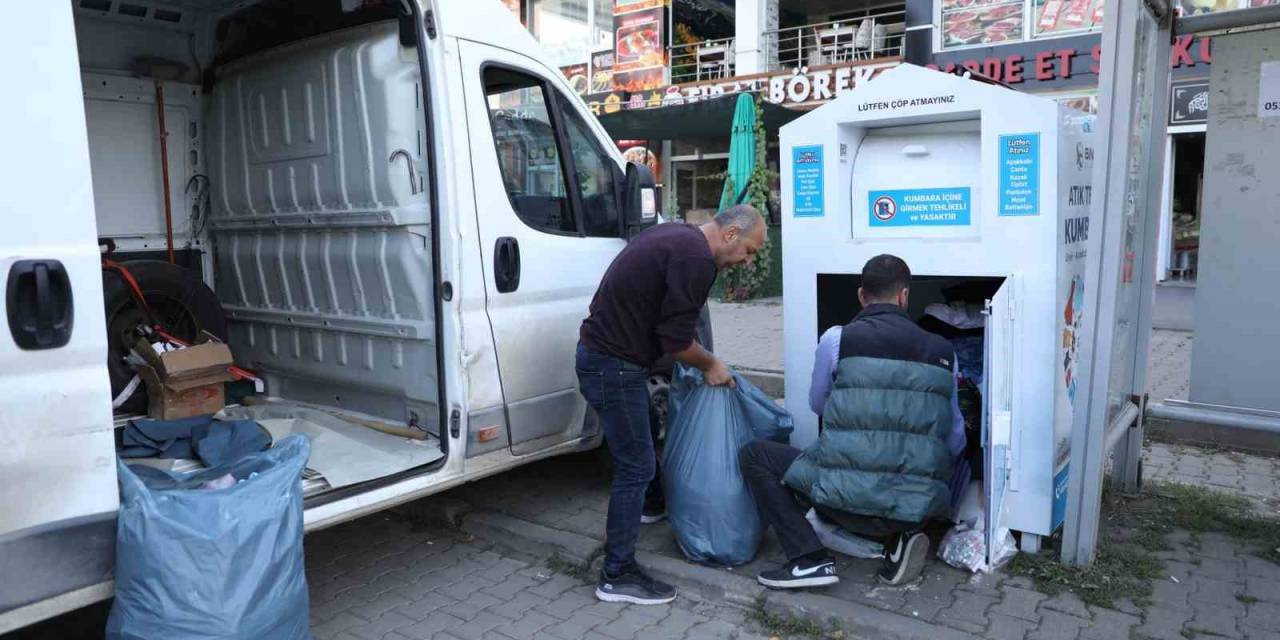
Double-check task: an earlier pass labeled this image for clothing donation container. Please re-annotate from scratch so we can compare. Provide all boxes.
[780,64,1097,551]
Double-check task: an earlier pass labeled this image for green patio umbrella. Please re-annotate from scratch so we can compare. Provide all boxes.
[718,93,757,211]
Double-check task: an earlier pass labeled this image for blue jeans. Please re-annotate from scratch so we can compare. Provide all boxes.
[576,342,661,575]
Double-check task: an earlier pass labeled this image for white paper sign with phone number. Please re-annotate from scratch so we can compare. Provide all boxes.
[1260,61,1280,118]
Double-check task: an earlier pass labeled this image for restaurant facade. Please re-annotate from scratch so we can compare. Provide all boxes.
[503,0,1258,287]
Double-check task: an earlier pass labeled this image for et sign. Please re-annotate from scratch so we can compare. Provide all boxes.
[925,35,1213,88]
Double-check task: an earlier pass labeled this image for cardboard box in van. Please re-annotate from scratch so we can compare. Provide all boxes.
[133,333,236,420]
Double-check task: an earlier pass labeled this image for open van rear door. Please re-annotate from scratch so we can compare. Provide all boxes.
[0,3,118,630]
[983,278,1015,566]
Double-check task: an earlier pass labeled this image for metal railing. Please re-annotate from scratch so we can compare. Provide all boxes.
[669,36,736,85]
[763,11,906,72]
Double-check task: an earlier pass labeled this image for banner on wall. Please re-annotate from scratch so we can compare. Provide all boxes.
[613,0,668,93]
[587,60,898,115]
[617,139,661,178]
[560,63,589,96]
[586,49,616,104]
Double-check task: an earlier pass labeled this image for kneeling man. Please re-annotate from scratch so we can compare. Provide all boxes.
[739,254,967,588]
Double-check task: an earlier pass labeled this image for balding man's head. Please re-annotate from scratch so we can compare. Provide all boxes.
[703,204,766,268]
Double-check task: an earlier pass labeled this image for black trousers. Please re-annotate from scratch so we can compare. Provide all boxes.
[738,439,921,562]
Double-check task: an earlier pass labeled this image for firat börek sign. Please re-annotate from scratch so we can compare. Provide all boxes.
[587,59,899,114]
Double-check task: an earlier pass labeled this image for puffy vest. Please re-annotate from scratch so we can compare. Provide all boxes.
[783,304,956,524]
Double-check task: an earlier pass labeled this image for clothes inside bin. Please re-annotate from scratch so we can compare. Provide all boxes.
[117,415,270,467]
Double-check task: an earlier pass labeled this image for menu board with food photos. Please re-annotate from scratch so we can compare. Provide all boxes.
[613,1,668,93]
[589,50,615,95]
[1035,0,1104,35]
[942,0,1024,48]
[560,63,589,96]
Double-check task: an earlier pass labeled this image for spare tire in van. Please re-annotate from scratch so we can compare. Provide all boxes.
[102,260,228,413]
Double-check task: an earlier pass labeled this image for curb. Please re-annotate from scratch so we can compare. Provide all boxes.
[464,508,979,640]
[632,551,979,640]
[462,510,601,566]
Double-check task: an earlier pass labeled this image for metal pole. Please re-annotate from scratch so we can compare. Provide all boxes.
[154,82,176,264]
[1112,6,1176,494]
[1148,401,1280,433]
[1060,0,1171,567]
[1176,4,1280,35]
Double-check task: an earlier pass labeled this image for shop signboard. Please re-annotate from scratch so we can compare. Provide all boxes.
[1170,80,1210,124]
[926,34,1214,91]
[560,63,589,96]
[587,60,899,115]
[589,49,615,95]
[613,0,668,93]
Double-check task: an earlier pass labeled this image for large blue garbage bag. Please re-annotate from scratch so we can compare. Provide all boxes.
[663,365,793,566]
[107,435,312,640]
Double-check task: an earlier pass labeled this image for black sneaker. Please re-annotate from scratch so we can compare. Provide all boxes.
[596,564,677,605]
[640,504,667,524]
[878,531,929,585]
[757,556,839,589]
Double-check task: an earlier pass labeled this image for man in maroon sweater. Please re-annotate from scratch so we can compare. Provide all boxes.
[578,204,766,604]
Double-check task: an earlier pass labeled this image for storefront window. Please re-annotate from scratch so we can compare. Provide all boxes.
[672,138,731,157]
[592,0,614,52]
[532,0,616,77]
[941,0,1024,48]
[673,159,729,220]
[532,0,590,68]
[1033,0,1105,36]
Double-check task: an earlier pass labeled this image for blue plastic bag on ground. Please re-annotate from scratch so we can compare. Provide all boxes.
[663,365,793,566]
[107,435,312,640]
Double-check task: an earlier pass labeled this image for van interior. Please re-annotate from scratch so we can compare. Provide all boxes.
[74,0,444,502]
[817,274,1006,481]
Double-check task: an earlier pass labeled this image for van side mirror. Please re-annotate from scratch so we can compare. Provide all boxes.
[623,162,657,239]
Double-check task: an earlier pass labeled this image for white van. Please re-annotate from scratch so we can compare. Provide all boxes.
[0,0,662,631]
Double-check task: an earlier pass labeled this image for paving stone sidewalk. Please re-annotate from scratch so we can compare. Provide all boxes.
[304,515,777,640]
[450,442,1280,640]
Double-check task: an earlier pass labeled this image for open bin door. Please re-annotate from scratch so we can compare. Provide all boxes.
[983,278,1014,564]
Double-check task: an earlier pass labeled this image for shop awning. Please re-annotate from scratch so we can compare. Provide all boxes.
[596,94,805,141]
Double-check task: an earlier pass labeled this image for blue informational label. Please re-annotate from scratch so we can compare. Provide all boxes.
[792,145,824,218]
[999,133,1040,216]
[867,187,971,227]
[1052,464,1070,530]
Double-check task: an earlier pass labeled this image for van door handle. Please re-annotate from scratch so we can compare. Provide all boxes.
[6,260,74,350]
[494,237,521,293]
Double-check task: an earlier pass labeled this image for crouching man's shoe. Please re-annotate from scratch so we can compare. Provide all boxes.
[757,553,839,589]
[878,531,929,585]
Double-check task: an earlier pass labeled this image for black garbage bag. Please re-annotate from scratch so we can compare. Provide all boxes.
[107,435,312,640]
[662,365,793,566]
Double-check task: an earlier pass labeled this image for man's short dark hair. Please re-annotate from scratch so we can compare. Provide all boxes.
[861,254,911,301]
